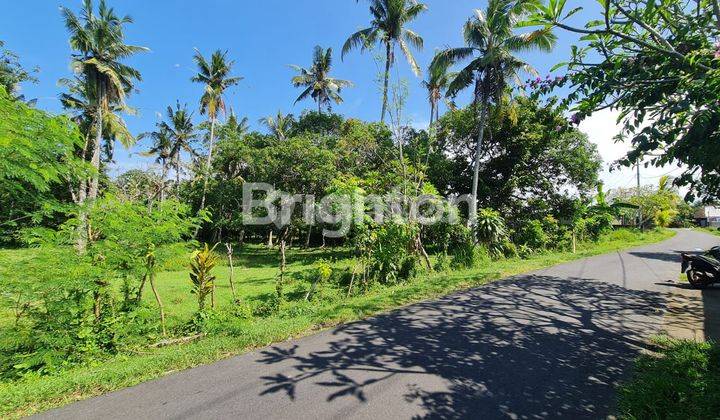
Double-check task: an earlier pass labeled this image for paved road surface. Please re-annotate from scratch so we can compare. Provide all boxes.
[38,229,720,419]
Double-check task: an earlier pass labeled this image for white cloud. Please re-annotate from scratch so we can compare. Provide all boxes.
[579,109,686,192]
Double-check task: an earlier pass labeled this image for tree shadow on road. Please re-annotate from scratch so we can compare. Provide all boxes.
[256,275,666,418]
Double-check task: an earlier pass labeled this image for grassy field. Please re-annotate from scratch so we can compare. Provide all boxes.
[619,336,720,419]
[0,228,674,418]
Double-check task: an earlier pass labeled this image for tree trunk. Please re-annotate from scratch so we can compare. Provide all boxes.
[346,265,358,298]
[160,162,168,202]
[136,273,147,303]
[277,228,288,304]
[267,230,274,248]
[175,155,181,194]
[195,117,217,238]
[225,243,237,301]
[305,225,312,248]
[93,290,101,321]
[469,93,489,232]
[430,100,436,127]
[74,133,91,252]
[149,270,166,336]
[380,41,392,123]
[88,97,103,202]
[416,233,433,271]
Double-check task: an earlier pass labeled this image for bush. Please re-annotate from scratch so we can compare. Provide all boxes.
[514,220,549,251]
[475,208,507,256]
[434,252,452,272]
[584,213,614,241]
[365,222,420,284]
[451,241,491,269]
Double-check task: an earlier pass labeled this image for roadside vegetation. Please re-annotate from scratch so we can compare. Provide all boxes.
[1,0,719,417]
[0,228,673,417]
[620,337,720,419]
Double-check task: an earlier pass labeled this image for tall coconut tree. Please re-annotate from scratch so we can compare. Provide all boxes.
[159,102,197,190]
[59,75,135,165]
[422,59,455,126]
[342,0,427,122]
[61,0,147,204]
[431,0,555,230]
[260,111,295,141]
[138,127,172,202]
[191,49,242,218]
[291,46,354,113]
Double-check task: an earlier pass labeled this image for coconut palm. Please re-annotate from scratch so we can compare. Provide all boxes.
[224,111,250,138]
[138,127,172,202]
[422,59,455,126]
[260,111,295,141]
[191,49,243,217]
[431,0,555,229]
[342,0,427,122]
[61,0,147,203]
[59,76,134,165]
[159,102,197,190]
[291,46,354,113]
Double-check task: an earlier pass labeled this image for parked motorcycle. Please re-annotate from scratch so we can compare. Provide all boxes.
[681,246,720,289]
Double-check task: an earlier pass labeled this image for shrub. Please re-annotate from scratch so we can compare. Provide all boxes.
[475,208,507,255]
[584,213,614,241]
[305,259,333,300]
[189,244,219,312]
[514,219,549,250]
[434,252,451,272]
[451,240,491,269]
[365,222,420,284]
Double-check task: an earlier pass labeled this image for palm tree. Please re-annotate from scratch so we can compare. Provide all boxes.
[342,0,427,122]
[431,0,555,229]
[191,49,242,218]
[291,46,354,113]
[59,76,135,165]
[422,59,455,126]
[224,111,250,138]
[159,102,197,191]
[260,111,294,141]
[138,127,172,202]
[61,0,147,204]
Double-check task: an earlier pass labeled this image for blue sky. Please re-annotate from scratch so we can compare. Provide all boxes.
[3,1,676,188]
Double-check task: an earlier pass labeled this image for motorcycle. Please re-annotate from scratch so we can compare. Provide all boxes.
[681,246,720,289]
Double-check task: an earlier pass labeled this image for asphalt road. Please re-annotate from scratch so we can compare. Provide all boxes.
[38,229,720,420]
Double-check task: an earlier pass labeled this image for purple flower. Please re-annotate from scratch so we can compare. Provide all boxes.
[535,77,542,83]
[555,125,563,132]
[569,114,581,125]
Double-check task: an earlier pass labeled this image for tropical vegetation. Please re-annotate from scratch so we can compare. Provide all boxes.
[1,0,719,416]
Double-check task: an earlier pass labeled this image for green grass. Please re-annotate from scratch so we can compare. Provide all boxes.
[697,227,720,237]
[0,228,674,418]
[619,336,720,419]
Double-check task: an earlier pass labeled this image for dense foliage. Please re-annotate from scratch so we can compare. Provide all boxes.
[529,0,720,200]
[0,1,713,411]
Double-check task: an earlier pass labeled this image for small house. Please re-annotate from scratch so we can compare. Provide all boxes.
[695,206,720,228]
